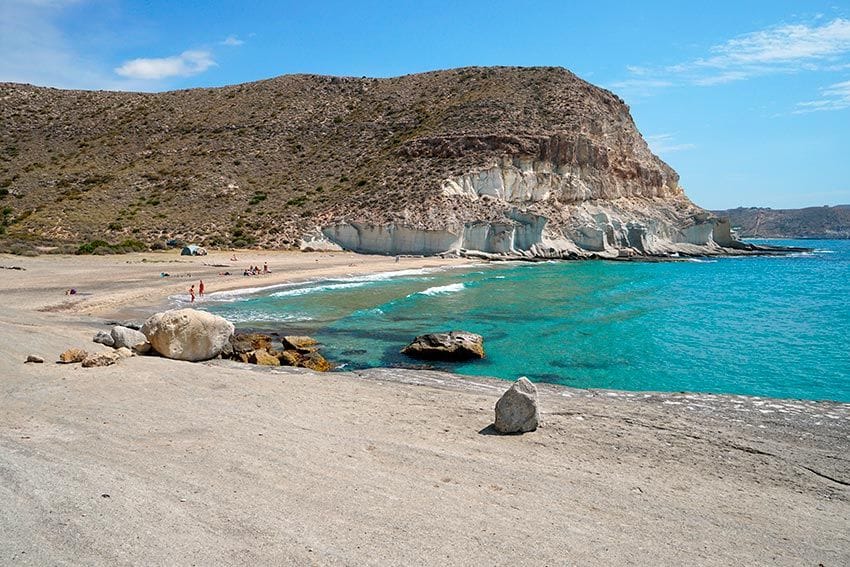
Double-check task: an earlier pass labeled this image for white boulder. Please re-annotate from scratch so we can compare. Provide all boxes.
[494,377,540,434]
[142,309,234,362]
[111,326,150,353]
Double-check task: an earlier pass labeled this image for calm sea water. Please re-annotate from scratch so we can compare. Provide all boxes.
[205,240,850,402]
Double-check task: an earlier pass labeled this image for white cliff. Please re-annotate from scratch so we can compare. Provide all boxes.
[305,156,744,259]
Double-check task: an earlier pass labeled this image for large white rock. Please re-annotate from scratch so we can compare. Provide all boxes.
[494,377,540,434]
[110,325,150,353]
[142,309,234,362]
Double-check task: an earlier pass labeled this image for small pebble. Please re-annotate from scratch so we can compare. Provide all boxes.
[25,355,44,364]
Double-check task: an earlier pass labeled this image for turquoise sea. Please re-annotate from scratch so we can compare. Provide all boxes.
[205,240,850,403]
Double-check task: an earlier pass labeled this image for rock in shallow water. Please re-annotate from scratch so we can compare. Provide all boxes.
[249,348,280,366]
[142,308,234,362]
[494,377,540,434]
[282,336,318,353]
[401,331,485,361]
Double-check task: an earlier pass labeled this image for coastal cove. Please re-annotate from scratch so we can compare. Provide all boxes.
[201,240,850,403]
[1,247,848,565]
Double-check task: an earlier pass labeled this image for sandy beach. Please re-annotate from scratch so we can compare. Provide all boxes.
[1,250,848,566]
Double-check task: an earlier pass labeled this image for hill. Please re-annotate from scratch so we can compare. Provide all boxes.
[1,67,743,257]
[712,206,850,239]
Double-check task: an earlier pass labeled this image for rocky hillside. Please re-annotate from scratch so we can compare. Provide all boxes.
[712,206,850,239]
[1,66,745,257]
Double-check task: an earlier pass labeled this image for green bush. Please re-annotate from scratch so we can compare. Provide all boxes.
[248,192,267,205]
[76,240,110,254]
[76,238,147,255]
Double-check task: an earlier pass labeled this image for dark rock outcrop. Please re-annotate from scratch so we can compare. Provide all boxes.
[401,331,485,361]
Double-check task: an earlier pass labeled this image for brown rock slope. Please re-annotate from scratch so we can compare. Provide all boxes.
[1,66,746,257]
[712,206,850,239]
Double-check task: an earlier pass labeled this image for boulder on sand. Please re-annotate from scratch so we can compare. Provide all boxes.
[82,351,121,368]
[142,308,234,362]
[59,348,87,364]
[494,377,540,434]
[93,330,114,347]
[401,331,485,361]
[110,325,150,353]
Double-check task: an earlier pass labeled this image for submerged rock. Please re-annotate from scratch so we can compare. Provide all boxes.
[142,308,234,362]
[401,331,485,361]
[494,377,540,434]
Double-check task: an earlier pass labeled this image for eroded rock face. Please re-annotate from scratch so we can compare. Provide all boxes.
[494,377,540,434]
[401,331,485,361]
[142,309,234,362]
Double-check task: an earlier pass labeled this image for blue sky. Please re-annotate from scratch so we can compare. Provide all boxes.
[2,0,849,209]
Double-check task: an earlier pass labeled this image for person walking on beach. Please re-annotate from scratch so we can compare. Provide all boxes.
[199,279,205,297]
[189,284,195,303]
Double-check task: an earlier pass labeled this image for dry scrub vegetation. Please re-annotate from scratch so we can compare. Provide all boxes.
[0,66,658,254]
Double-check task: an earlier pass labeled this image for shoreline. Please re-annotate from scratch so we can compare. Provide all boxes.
[1,249,848,564]
[3,248,845,404]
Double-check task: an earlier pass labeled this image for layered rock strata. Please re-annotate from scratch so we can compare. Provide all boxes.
[1,66,768,257]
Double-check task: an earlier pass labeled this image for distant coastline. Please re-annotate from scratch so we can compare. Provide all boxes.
[712,205,850,239]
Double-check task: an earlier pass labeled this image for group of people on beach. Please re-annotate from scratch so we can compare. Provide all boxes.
[188,280,204,303]
[187,260,271,301]
[243,262,270,276]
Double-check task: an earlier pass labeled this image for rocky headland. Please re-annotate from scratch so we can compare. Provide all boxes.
[1,66,779,258]
[712,205,850,239]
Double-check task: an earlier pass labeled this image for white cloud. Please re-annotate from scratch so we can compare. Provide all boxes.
[617,18,850,97]
[114,50,216,80]
[645,134,696,155]
[0,0,136,90]
[220,35,244,47]
[697,18,850,69]
[795,79,850,113]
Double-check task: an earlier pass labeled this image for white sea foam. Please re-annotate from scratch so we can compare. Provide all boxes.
[416,283,466,296]
[206,280,309,302]
[270,281,369,297]
[224,311,314,323]
[199,264,479,303]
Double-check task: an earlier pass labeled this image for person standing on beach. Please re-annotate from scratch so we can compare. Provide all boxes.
[189,284,195,303]
[199,279,205,297]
